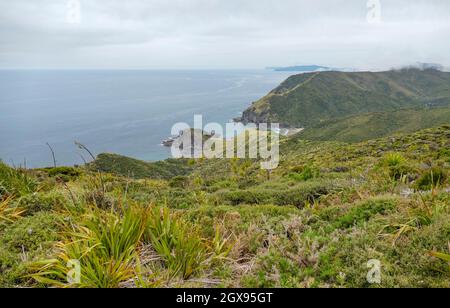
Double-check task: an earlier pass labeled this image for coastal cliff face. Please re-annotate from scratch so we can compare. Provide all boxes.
[239,106,292,129]
[238,68,450,128]
[240,105,270,125]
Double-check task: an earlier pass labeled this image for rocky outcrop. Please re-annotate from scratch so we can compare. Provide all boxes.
[238,107,270,125]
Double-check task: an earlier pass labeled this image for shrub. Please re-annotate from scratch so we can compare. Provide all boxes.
[334,198,397,229]
[288,165,319,182]
[145,207,207,279]
[430,251,450,274]
[380,153,411,180]
[16,191,66,215]
[169,176,190,189]
[45,167,82,182]
[332,166,350,173]
[0,162,38,198]
[84,189,114,210]
[0,244,27,287]
[273,183,332,207]
[159,189,202,209]
[218,189,275,206]
[30,206,150,288]
[218,181,335,208]
[207,180,239,192]
[0,197,25,223]
[83,206,150,261]
[1,212,60,254]
[415,167,447,191]
[438,147,450,157]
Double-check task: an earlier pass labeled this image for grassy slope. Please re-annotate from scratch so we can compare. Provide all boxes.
[91,153,193,179]
[298,106,450,143]
[241,69,450,127]
[1,126,449,288]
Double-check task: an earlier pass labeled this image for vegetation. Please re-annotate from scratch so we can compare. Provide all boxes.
[299,107,450,143]
[415,167,447,191]
[0,162,38,198]
[146,207,208,280]
[239,69,450,127]
[91,153,193,179]
[0,124,449,288]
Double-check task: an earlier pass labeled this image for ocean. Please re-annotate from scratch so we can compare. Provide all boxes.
[0,70,292,168]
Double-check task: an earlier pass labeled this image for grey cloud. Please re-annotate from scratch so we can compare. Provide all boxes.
[0,0,449,69]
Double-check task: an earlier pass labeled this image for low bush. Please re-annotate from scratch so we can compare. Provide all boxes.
[415,167,447,190]
[430,251,450,274]
[218,181,336,208]
[334,198,397,229]
[380,153,412,180]
[169,176,190,189]
[0,244,26,287]
[0,162,38,198]
[15,191,66,215]
[159,189,202,209]
[1,212,60,254]
[84,189,114,210]
[145,207,207,279]
[30,206,150,288]
[288,165,320,182]
[45,167,82,182]
[0,197,25,223]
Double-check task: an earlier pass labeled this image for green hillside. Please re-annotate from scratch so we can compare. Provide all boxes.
[298,106,450,143]
[1,126,449,288]
[1,69,450,289]
[239,68,450,127]
[91,153,193,179]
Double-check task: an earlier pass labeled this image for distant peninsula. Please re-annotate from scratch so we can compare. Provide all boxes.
[267,65,332,72]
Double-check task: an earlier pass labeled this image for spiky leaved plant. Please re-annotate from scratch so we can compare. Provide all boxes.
[30,205,151,288]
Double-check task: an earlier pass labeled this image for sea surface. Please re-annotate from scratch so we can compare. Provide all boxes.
[0,70,292,168]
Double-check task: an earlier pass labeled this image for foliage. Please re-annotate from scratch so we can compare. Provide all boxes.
[169,176,190,189]
[145,207,207,279]
[288,165,319,181]
[415,167,447,190]
[91,154,192,179]
[15,191,66,215]
[333,198,397,229]
[0,126,449,288]
[0,162,38,198]
[218,181,335,208]
[241,69,450,128]
[30,206,150,288]
[430,250,450,273]
[299,107,450,143]
[380,153,411,180]
[44,167,82,182]
[1,212,60,254]
[0,197,25,223]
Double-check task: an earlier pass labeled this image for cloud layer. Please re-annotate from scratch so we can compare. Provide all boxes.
[1,0,449,69]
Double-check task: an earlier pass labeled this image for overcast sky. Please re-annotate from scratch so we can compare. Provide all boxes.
[0,0,449,70]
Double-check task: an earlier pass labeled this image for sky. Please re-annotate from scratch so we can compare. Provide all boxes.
[0,0,449,70]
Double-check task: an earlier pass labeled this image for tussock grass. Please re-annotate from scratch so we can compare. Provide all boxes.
[0,126,449,288]
[30,205,150,288]
[146,207,208,280]
[0,197,25,223]
[0,162,38,198]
